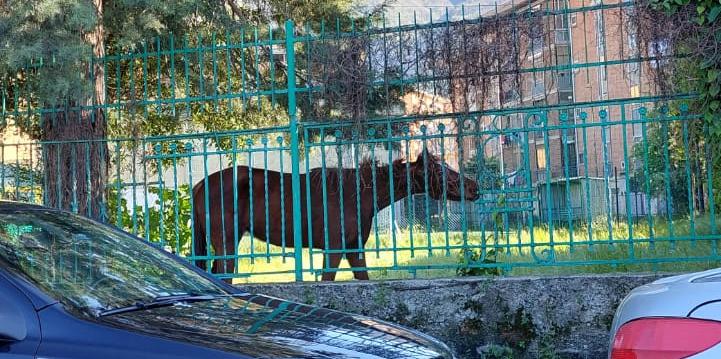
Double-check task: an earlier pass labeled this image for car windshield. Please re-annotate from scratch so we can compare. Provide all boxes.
[0,209,226,316]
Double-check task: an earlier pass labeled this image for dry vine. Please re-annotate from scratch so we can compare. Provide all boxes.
[302,10,545,127]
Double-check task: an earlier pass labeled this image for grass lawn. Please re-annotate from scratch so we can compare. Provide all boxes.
[225,214,721,284]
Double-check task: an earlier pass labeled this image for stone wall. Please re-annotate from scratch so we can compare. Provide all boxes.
[243,274,671,359]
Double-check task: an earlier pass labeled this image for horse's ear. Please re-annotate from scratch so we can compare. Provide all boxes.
[415,149,428,164]
[415,149,439,165]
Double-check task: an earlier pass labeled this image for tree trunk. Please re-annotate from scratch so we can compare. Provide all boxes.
[42,109,107,219]
[42,0,107,220]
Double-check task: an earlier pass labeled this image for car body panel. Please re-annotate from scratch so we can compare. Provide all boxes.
[36,303,248,359]
[689,300,721,320]
[609,268,721,358]
[610,268,721,335]
[1,267,58,310]
[95,294,450,359]
[0,273,42,358]
[32,293,450,359]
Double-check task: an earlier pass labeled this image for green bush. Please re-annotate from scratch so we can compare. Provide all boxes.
[106,184,193,256]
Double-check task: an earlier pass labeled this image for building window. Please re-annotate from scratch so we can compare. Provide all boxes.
[595,13,606,55]
[509,113,522,129]
[532,78,545,99]
[555,29,570,44]
[626,11,639,56]
[530,8,544,56]
[502,88,520,105]
[557,71,572,92]
[563,142,578,176]
[531,35,544,55]
[536,146,547,170]
[626,63,640,86]
[630,85,640,98]
[561,110,576,143]
[631,106,643,142]
[554,0,571,45]
[557,50,571,65]
[599,67,608,99]
[625,20,641,87]
[555,12,569,29]
[558,90,573,104]
[553,0,567,12]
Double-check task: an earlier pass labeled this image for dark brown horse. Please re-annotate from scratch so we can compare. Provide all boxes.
[192,150,480,281]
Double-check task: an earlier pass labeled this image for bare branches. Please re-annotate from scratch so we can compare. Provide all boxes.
[309,35,372,121]
[626,1,721,94]
[301,10,544,127]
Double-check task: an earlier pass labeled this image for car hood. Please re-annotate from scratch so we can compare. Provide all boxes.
[97,293,452,359]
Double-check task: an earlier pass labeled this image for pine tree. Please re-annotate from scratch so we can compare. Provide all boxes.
[0,0,378,218]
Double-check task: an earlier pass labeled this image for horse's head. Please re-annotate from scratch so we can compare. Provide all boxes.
[408,150,480,201]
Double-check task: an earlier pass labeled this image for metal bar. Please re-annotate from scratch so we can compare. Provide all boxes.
[286,20,304,282]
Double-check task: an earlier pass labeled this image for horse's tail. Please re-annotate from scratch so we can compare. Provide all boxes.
[192,181,208,271]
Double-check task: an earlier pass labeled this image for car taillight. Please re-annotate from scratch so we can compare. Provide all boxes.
[611,317,721,359]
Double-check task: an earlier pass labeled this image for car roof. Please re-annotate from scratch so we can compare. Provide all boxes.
[0,201,62,213]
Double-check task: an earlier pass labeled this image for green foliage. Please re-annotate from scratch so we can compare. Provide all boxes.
[456,247,503,276]
[102,0,231,51]
[0,0,231,106]
[108,111,184,139]
[0,187,43,203]
[643,0,721,214]
[1,0,377,137]
[497,307,536,351]
[0,164,43,203]
[647,0,721,136]
[192,100,289,151]
[477,344,514,359]
[0,163,43,186]
[106,184,193,256]
[629,102,714,215]
[0,0,97,104]
[648,0,720,25]
[715,154,721,212]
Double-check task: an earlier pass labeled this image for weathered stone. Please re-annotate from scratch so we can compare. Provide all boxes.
[242,274,671,359]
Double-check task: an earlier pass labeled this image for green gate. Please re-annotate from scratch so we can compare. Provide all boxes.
[1,1,719,282]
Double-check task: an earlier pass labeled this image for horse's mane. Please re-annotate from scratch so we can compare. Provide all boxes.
[306,152,448,194]
[308,157,405,192]
[357,157,385,172]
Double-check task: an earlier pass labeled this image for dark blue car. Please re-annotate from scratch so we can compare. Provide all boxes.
[0,202,453,359]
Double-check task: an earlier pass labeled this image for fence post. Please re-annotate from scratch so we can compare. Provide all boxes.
[286,20,304,281]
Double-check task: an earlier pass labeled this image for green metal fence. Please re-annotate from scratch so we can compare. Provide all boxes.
[1,0,719,282]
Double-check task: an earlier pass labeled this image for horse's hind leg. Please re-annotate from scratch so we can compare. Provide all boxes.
[320,253,343,281]
[211,209,242,283]
[347,252,370,280]
[210,227,233,281]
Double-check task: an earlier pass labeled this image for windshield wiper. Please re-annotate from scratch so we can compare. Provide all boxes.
[97,292,237,317]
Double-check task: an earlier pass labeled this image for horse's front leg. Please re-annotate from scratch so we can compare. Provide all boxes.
[212,221,240,284]
[347,251,369,280]
[321,252,343,281]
